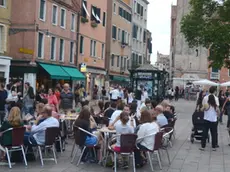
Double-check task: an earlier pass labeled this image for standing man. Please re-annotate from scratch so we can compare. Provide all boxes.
[110,86,120,103]
[0,83,7,124]
[59,83,74,113]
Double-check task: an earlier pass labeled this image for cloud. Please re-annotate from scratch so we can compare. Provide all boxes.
[147,0,176,63]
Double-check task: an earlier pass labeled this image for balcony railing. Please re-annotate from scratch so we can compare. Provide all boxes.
[210,72,220,80]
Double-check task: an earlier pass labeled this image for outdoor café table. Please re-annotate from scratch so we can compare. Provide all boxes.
[97,127,116,165]
[60,114,78,137]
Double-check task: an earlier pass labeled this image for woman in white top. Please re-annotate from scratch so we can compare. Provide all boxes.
[200,94,219,151]
[134,110,159,167]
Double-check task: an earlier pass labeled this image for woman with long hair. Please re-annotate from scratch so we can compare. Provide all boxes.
[196,91,205,110]
[200,94,219,151]
[0,107,23,160]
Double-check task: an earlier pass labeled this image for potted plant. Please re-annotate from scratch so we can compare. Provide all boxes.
[91,20,98,28]
[81,17,89,23]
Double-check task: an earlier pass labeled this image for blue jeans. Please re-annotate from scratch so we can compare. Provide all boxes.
[24,132,37,146]
[24,106,34,116]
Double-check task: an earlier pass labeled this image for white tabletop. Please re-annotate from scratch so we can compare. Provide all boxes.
[98,127,116,133]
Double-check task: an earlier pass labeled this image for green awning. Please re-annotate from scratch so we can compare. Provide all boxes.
[111,76,130,82]
[39,63,70,80]
[61,66,85,80]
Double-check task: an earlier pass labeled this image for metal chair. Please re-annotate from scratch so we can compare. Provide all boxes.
[160,127,173,164]
[71,126,99,166]
[1,127,27,168]
[31,127,60,166]
[109,134,137,172]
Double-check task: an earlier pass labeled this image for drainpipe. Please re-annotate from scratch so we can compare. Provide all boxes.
[75,12,80,68]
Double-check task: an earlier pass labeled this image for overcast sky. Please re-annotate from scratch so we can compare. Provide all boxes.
[147,0,177,63]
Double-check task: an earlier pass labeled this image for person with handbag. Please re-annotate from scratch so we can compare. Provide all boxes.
[200,94,220,151]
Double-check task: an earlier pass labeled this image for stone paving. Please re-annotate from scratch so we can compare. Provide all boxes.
[1,99,230,172]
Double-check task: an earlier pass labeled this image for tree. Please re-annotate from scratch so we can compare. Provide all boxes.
[180,0,230,69]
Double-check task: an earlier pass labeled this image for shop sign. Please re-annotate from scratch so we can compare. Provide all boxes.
[80,63,87,72]
[134,72,153,79]
[19,48,34,55]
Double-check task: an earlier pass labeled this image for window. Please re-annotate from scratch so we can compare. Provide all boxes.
[37,32,44,58]
[118,28,121,41]
[140,6,143,17]
[82,0,88,18]
[91,5,101,23]
[127,33,130,45]
[134,1,136,13]
[132,24,138,39]
[71,13,76,31]
[124,57,126,70]
[60,8,66,28]
[0,0,6,7]
[121,30,125,44]
[212,68,218,73]
[101,44,105,59]
[90,40,96,57]
[39,0,46,20]
[113,3,116,14]
[80,36,84,54]
[0,25,5,53]
[50,37,56,60]
[112,25,117,39]
[121,56,123,68]
[59,39,64,61]
[117,56,120,67]
[139,56,142,64]
[102,12,106,27]
[118,7,131,22]
[139,28,142,41]
[119,7,122,16]
[52,5,58,25]
[111,54,114,66]
[137,3,140,14]
[143,30,146,42]
[70,42,74,63]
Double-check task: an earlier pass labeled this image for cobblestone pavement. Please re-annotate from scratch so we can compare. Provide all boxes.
[1,99,230,172]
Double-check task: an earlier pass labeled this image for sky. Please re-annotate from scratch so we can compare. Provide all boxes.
[147,0,177,63]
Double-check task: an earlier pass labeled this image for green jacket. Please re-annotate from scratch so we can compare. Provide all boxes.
[0,121,23,146]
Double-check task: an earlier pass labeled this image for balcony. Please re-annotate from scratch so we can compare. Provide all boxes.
[210,72,220,80]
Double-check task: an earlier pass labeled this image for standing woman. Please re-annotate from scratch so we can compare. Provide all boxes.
[47,88,59,112]
[200,95,219,151]
[218,90,225,124]
[23,82,35,115]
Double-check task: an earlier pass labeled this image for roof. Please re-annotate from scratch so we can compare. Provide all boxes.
[135,64,159,71]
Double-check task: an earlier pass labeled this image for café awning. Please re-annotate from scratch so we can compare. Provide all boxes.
[61,66,85,80]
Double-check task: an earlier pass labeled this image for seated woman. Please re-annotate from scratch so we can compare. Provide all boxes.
[0,107,24,160]
[108,112,134,151]
[74,108,99,162]
[134,110,160,167]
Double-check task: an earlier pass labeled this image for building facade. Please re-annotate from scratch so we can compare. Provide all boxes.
[171,0,208,81]
[9,0,81,90]
[131,0,149,69]
[78,0,107,95]
[155,52,170,72]
[105,0,132,84]
[0,0,12,84]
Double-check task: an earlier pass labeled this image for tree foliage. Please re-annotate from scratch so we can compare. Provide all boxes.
[180,0,230,68]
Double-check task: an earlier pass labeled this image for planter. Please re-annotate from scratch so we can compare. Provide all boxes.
[81,17,89,23]
[91,21,98,28]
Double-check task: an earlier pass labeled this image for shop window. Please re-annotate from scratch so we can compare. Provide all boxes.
[37,32,44,58]
[112,25,117,39]
[70,42,74,63]
[50,37,56,60]
[39,0,46,20]
[60,8,66,28]
[52,4,58,25]
[80,36,84,54]
[59,39,64,61]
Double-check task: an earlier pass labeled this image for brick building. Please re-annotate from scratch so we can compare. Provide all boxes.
[9,0,82,90]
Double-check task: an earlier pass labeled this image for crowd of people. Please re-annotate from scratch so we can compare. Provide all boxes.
[0,80,176,168]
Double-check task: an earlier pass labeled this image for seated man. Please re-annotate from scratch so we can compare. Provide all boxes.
[163,105,175,122]
[24,105,60,145]
[155,105,168,127]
